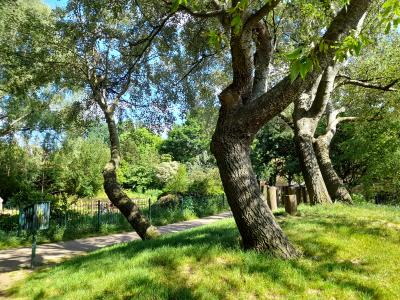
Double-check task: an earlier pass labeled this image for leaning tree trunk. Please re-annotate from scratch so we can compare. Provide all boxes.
[211,119,299,258]
[295,126,332,205]
[103,111,158,239]
[314,132,353,204]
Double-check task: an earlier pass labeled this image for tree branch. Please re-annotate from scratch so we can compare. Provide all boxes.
[337,75,399,91]
[0,111,32,137]
[237,0,372,133]
[162,0,225,18]
[244,0,281,30]
[251,20,274,99]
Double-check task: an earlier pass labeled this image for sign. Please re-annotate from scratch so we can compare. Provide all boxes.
[19,202,50,232]
[19,202,50,268]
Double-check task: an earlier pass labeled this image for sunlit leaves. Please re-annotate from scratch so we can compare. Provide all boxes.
[286,47,316,81]
[334,33,371,62]
[228,0,250,35]
[171,0,188,12]
[381,0,400,33]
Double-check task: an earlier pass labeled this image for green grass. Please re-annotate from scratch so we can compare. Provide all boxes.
[7,203,400,299]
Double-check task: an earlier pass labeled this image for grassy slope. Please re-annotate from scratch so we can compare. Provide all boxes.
[7,203,400,300]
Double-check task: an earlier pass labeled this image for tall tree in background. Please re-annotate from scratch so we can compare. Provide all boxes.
[0,0,61,137]
[53,0,181,239]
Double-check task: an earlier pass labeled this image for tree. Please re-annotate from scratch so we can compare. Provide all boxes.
[293,20,400,204]
[50,135,109,198]
[172,0,372,257]
[160,117,209,162]
[51,0,180,239]
[0,0,61,137]
[119,124,162,191]
[251,117,301,185]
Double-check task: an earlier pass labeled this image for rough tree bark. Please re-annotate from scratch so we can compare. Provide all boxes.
[181,0,371,256]
[95,91,158,240]
[293,9,368,204]
[293,65,340,204]
[314,105,355,204]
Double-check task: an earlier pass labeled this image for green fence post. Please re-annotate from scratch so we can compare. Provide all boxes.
[180,197,184,214]
[148,198,151,224]
[97,200,101,231]
[31,230,37,269]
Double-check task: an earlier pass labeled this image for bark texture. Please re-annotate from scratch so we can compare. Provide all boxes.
[102,112,158,239]
[211,131,298,257]
[314,136,352,204]
[204,0,369,256]
[296,134,331,204]
[293,66,339,204]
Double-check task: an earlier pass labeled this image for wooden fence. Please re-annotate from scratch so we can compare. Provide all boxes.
[260,182,310,215]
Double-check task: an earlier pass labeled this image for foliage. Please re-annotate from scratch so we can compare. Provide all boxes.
[0,141,43,201]
[118,125,162,191]
[329,34,400,203]
[160,117,209,163]
[50,136,109,198]
[155,161,180,185]
[164,165,189,195]
[187,166,223,197]
[251,117,302,185]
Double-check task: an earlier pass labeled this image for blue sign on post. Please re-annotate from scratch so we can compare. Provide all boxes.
[19,202,50,268]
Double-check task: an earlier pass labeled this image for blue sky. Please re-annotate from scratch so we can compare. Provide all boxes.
[44,0,66,8]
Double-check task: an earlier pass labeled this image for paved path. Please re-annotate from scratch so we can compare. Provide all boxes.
[0,212,232,273]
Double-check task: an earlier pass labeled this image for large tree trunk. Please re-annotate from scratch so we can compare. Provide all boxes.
[211,119,299,258]
[314,130,353,204]
[294,121,332,205]
[103,111,158,239]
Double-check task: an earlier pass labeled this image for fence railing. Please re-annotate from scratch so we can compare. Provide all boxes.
[0,195,228,233]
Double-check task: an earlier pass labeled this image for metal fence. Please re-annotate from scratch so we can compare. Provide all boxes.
[0,195,228,233]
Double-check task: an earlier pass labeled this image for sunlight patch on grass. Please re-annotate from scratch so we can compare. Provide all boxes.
[8,203,400,299]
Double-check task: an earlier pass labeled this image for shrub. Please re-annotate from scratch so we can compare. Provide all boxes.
[155,161,180,185]
[164,165,189,194]
[187,167,223,197]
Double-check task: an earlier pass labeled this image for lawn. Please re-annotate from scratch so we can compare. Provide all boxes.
[7,203,400,299]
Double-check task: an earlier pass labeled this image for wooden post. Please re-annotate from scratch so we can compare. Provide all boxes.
[276,187,281,207]
[267,186,278,211]
[263,185,268,202]
[301,185,309,204]
[0,197,3,212]
[284,186,297,215]
[259,180,266,190]
[296,186,302,204]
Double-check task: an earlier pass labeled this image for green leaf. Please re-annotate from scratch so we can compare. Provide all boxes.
[299,57,313,79]
[385,22,392,34]
[231,15,243,34]
[290,60,301,82]
[286,47,303,61]
[171,0,181,12]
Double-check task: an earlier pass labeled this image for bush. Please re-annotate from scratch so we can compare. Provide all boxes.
[155,194,180,208]
[164,165,189,194]
[187,167,223,197]
[352,193,368,204]
[155,161,180,185]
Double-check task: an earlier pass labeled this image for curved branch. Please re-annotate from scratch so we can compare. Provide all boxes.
[337,75,399,91]
[237,0,372,133]
[244,0,281,30]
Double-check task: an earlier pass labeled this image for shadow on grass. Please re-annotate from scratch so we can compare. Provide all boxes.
[7,209,395,299]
